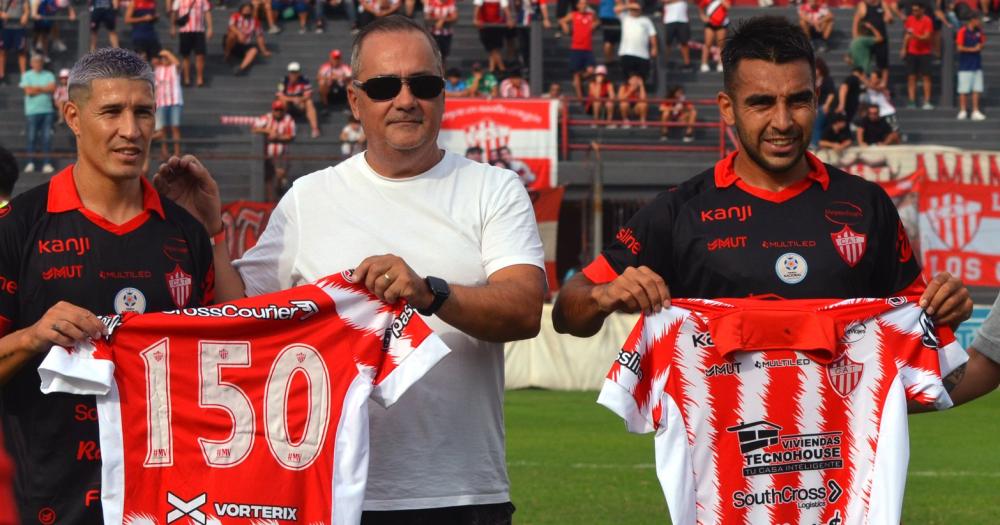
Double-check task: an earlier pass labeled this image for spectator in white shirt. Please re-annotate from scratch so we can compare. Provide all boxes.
[615,1,657,83]
[499,67,531,97]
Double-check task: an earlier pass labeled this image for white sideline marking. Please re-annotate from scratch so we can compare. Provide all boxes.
[909,471,1000,478]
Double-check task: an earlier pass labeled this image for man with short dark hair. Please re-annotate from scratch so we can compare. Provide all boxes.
[19,54,56,174]
[172,0,213,87]
[818,111,853,154]
[0,47,238,525]
[857,103,900,145]
[902,2,935,109]
[553,14,971,363]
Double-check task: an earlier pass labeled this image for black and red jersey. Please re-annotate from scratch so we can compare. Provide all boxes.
[0,166,215,525]
[583,152,922,298]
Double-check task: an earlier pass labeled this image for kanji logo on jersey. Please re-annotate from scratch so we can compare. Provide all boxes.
[727,420,843,477]
[165,264,193,309]
[827,353,864,397]
[830,225,867,268]
[926,192,982,250]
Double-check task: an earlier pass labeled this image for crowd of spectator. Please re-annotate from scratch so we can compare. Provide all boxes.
[0,0,996,185]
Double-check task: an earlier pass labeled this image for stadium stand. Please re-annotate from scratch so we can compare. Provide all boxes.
[0,0,998,198]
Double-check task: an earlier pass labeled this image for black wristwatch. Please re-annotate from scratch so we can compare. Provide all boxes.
[418,276,450,316]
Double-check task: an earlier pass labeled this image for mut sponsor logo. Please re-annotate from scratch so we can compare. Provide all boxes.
[616,227,642,255]
[761,239,817,249]
[700,205,752,223]
[165,300,319,321]
[754,357,811,370]
[42,264,83,280]
[691,332,714,348]
[704,361,741,377]
[824,201,863,226]
[707,236,747,251]
[38,237,91,256]
[76,440,101,461]
[616,349,643,380]
[0,274,16,295]
[732,480,843,510]
[99,270,152,280]
[727,420,843,477]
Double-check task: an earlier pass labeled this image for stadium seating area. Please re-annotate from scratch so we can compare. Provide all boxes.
[1,0,999,199]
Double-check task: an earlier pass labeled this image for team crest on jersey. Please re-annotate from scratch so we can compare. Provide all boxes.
[114,287,147,314]
[827,353,863,397]
[165,264,193,309]
[926,192,982,250]
[830,225,867,268]
[775,253,808,284]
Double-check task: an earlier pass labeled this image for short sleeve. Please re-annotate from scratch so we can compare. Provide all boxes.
[582,190,676,284]
[235,188,301,295]
[367,303,451,408]
[597,308,684,434]
[37,340,115,396]
[871,186,922,295]
[0,203,25,336]
[971,292,1000,365]
[891,306,962,410]
[480,170,545,277]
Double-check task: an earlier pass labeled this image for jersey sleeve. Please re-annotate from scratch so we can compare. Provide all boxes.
[582,190,676,284]
[235,188,301,296]
[870,188,922,295]
[891,306,964,410]
[597,308,683,434]
[0,204,22,337]
[480,169,545,277]
[365,303,451,409]
[37,339,115,396]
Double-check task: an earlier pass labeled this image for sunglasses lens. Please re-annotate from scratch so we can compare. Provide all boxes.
[363,77,404,100]
[408,76,445,99]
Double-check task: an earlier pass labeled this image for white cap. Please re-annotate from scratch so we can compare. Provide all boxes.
[287,62,301,72]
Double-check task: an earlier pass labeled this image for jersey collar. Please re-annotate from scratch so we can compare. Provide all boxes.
[713,150,830,203]
[47,164,166,219]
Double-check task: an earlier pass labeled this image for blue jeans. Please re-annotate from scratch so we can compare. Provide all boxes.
[26,112,54,166]
[811,107,827,149]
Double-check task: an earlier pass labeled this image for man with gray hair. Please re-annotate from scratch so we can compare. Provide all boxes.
[158,14,545,524]
[0,47,238,524]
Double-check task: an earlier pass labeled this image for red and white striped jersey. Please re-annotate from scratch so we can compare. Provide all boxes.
[699,0,728,27]
[499,78,530,98]
[598,297,966,525]
[173,0,211,33]
[38,271,450,525]
[155,63,183,107]
[255,112,296,158]
[229,11,261,40]
[318,62,352,85]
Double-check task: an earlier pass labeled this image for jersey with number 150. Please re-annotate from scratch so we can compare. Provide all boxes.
[38,272,450,525]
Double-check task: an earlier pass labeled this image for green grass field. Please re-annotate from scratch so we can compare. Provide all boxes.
[505,389,1000,524]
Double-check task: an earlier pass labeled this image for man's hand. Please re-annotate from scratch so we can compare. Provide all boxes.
[153,155,224,235]
[920,272,973,328]
[353,254,434,308]
[21,302,106,352]
[591,266,670,315]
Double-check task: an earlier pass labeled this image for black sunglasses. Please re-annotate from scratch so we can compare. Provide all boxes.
[353,75,445,101]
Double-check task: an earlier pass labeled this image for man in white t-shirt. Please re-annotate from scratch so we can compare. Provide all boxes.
[155,14,545,525]
[615,1,657,83]
[662,0,691,69]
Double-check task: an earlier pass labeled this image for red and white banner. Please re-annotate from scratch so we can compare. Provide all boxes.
[530,186,565,295]
[919,181,1000,287]
[439,98,559,190]
[816,146,1000,185]
[221,201,276,261]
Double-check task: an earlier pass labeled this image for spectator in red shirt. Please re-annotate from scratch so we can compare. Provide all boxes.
[559,0,598,100]
[424,0,458,63]
[698,0,729,72]
[475,0,513,72]
[902,2,935,109]
[172,0,213,87]
[499,67,531,97]
[277,61,321,137]
[252,99,296,201]
[226,2,271,75]
[658,84,696,142]
[317,49,352,108]
[617,72,647,128]
[798,0,834,52]
[586,64,616,126]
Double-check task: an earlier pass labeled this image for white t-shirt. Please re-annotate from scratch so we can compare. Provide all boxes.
[663,0,689,24]
[619,14,657,59]
[235,150,545,510]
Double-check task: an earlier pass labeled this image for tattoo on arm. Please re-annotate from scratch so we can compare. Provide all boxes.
[943,363,967,392]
